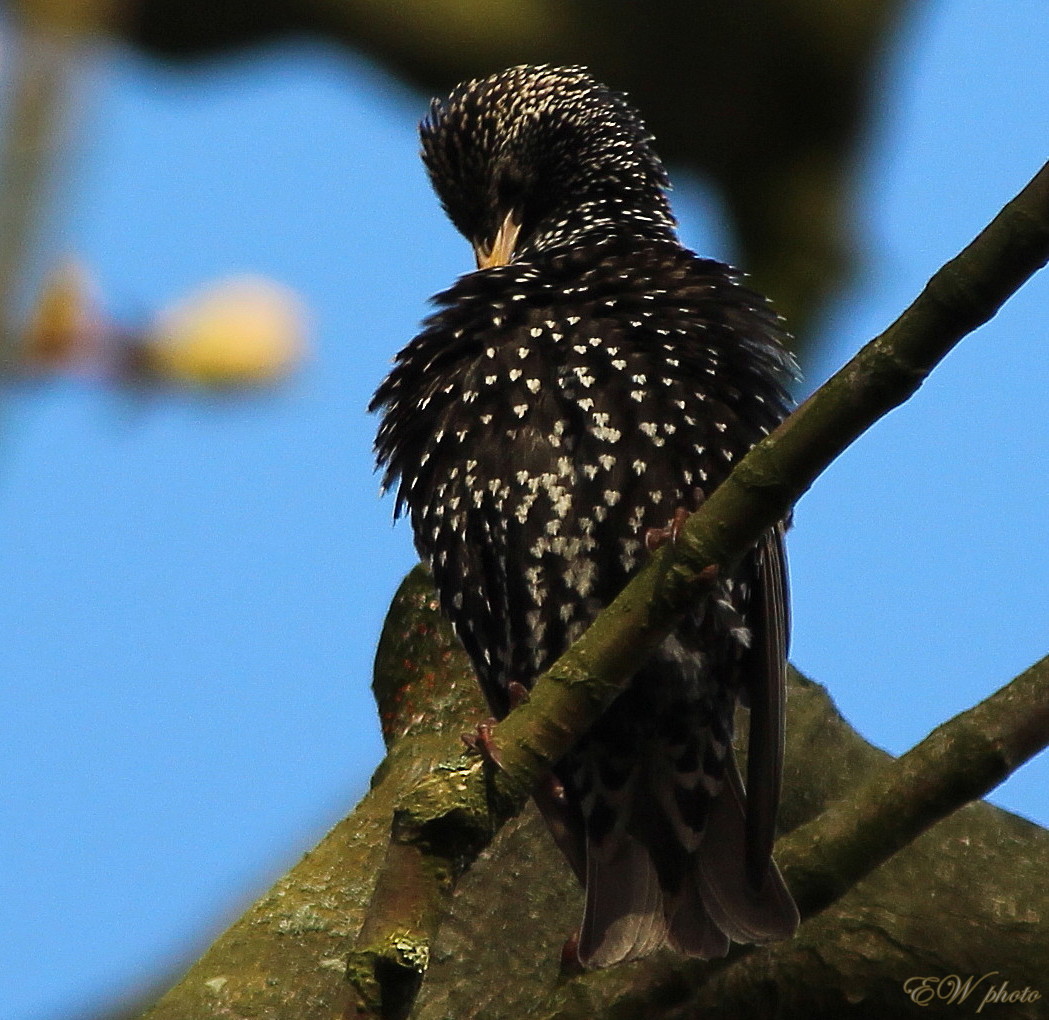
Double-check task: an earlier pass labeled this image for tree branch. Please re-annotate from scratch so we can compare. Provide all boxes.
[128,575,1049,1020]
[123,162,1049,1020]
[513,654,1049,1020]
[782,654,1049,918]
[410,653,1049,1020]
[345,160,1049,1016]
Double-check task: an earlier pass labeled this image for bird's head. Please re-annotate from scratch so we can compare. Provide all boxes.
[420,65,677,269]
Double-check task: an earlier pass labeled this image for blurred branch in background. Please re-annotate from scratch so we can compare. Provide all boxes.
[0,0,308,393]
[113,0,916,348]
[6,0,919,380]
[0,2,86,368]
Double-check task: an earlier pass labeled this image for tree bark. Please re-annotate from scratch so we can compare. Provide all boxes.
[132,566,1048,1020]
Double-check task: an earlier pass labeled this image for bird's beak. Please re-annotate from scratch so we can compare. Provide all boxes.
[474,210,522,269]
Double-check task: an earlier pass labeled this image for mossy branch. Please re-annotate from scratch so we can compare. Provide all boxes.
[781,653,1049,917]
[126,589,1049,1020]
[345,161,1049,1017]
[122,161,1049,1020]
[535,653,1049,1020]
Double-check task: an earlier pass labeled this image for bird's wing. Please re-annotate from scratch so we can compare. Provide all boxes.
[742,525,790,890]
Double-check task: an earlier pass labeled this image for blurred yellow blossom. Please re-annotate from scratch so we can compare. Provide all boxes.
[134,276,309,389]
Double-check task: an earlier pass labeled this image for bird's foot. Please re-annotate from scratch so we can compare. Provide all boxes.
[461,683,530,768]
[461,719,503,768]
[644,488,706,552]
[645,506,691,553]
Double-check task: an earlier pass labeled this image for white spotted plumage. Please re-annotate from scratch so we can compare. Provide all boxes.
[371,64,800,969]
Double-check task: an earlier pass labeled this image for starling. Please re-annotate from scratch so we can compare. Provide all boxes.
[371,65,800,967]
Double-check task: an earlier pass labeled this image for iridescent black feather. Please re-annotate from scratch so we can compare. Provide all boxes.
[371,65,799,966]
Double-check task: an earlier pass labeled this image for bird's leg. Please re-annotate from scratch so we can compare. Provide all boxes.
[461,718,503,767]
[644,506,690,553]
[460,681,532,767]
[644,487,706,552]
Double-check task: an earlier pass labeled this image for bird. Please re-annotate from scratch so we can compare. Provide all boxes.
[370,64,800,968]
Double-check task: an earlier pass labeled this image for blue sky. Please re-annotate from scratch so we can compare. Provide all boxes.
[1,2,1047,1017]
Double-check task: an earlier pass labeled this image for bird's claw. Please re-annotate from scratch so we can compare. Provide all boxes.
[644,488,706,552]
[462,719,503,768]
[645,506,692,553]
[461,682,531,768]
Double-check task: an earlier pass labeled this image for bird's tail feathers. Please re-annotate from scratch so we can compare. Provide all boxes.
[691,750,799,944]
[578,833,669,968]
[574,745,798,968]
